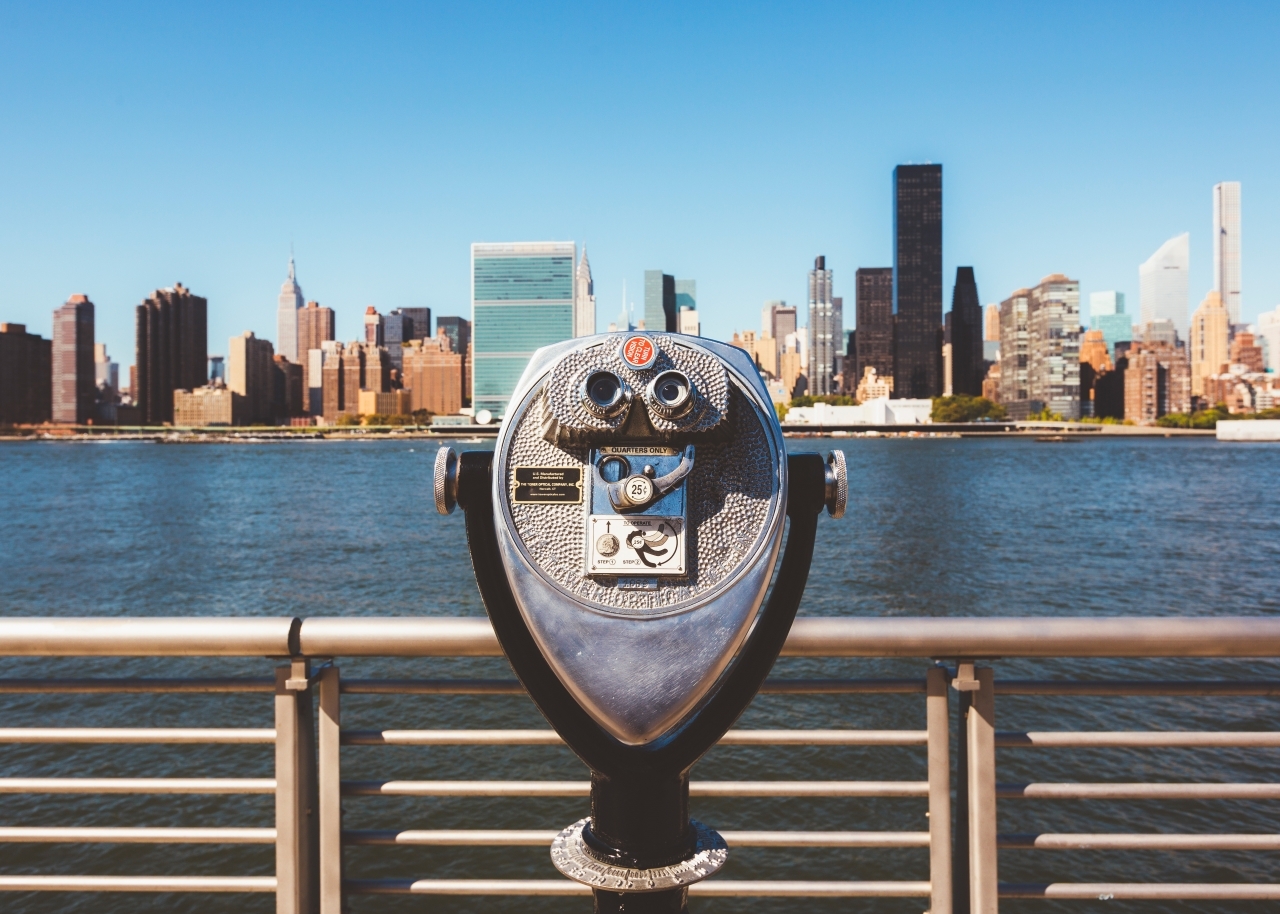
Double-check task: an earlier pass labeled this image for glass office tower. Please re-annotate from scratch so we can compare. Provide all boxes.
[471,242,576,418]
[1089,291,1132,357]
[892,164,943,398]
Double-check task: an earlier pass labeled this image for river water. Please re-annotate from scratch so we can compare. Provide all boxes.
[1,436,1279,913]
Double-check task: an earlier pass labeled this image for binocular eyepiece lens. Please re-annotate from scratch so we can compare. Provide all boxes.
[648,370,694,418]
[582,371,628,418]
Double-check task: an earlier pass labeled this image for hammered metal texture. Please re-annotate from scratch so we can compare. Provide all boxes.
[550,818,727,891]
[540,334,730,445]
[506,384,774,616]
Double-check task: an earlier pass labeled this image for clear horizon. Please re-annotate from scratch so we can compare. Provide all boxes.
[2,1,1277,369]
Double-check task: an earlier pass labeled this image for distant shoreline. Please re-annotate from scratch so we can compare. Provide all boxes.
[0,425,1217,442]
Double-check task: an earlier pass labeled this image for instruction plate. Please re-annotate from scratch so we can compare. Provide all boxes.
[587,515,685,576]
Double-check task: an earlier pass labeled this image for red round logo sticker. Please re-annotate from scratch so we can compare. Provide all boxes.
[621,336,656,369]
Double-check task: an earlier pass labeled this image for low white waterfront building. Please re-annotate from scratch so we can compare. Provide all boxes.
[785,398,933,426]
[1217,419,1280,442]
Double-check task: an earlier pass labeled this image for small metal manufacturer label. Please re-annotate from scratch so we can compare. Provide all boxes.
[616,577,658,591]
[512,467,582,504]
[588,515,685,575]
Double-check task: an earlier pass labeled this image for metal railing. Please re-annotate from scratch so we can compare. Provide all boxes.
[0,614,1279,912]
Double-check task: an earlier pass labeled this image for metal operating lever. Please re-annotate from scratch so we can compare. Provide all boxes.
[604,445,696,512]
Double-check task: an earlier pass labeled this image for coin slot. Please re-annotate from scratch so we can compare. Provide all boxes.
[597,454,630,483]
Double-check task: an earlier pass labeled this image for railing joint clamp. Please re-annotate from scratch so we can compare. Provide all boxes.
[951,661,980,692]
[284,658,311,691]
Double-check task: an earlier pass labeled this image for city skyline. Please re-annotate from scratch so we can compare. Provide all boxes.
[1,4,1277,369]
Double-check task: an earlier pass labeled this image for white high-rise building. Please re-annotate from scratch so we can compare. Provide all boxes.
[1139,233,1190,337]
[276,257,304,362]
[1213,182,1242,324]
[807,256,837,395]
[1255,306,1280,373]
[574,246,595,337]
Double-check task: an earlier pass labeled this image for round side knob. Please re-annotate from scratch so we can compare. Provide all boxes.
[434,447,459,515]
[824,450,847,519]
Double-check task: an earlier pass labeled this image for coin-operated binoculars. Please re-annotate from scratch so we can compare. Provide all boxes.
[435,333,845,913]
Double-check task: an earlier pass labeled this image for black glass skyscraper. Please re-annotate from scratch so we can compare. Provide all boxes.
[949,266,984,396]
[892,164,942,398]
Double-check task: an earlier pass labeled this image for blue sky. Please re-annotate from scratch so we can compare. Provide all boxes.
[1,1,1277,367]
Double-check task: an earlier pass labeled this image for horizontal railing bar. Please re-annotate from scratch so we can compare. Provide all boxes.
[338,677,927,695]
[342,679,524,695]
[340,729,928,747]
[0,827,276,844]
[0,678,276,693]
[344,878,933,897]
[762,678,927,694]
[999,783,1280,799]
[999,883,1280,899]
[9,617,1280,659]
[0,875,277,892]
[0,617,297,657]
[997,680,1280,696]
[297,616,1280,658]
[343,829,932,847]
[0,778,275,794]
[999,833,1280,850]
[0,728,275,744]
[996,731,1280,748]
[341,780,929,798]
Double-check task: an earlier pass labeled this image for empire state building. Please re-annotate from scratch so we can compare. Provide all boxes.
[276,257,305,362]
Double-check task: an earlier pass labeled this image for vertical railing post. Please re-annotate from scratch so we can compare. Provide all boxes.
[952,696,971,913]
[966,665,998,914]
[926,665,953,914]
[318,663,344,914]
[276,659,318,914]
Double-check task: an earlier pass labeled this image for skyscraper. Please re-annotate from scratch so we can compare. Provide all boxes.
[807,256,838,395]
[575,247,595,337]
[384,310,421,373]
[984,304,1000,342]
[134,284,208,425]
[471,241,575,417]
[1256,306,1280,373]
[0,323,51,425]
[276,258,304,362]
[1189,290,1229,399]
[998,289,1030,411]
[675,279,698,336]
[297,301,336,410]
[228,331,275,425]
[644,270,676,333]
[402,332,465,416]
[1026,274,1081,419]
[52,294,95,424]
[94,343,118,393]
[1139,233,1190,336]
[948,267,984,397]
[893,164,943,398]
[855,268,894,393]
[436,316,471,359]
[675,280,696,314]
[398,308,433,341]
[1212,182,1242,324]
[364,307,384,346]
[1089,291,1132,357]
